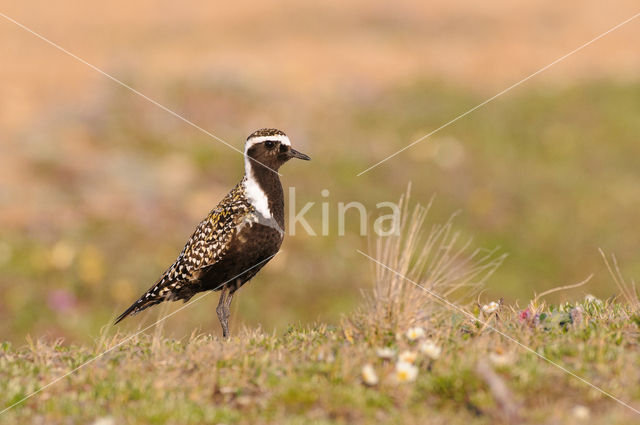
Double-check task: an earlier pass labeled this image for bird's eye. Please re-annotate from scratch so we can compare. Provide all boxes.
[264,141,275,149]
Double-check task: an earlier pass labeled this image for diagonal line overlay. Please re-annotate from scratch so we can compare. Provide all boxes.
[356,249,640,416]
[0,12,282,176]
[0,253,278,416]
[357,12,640,176]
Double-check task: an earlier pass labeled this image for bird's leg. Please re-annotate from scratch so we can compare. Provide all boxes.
[223,289,234,336]
[216,286,231,338]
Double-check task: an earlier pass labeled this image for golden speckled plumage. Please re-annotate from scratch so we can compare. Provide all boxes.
[115,178,256,322]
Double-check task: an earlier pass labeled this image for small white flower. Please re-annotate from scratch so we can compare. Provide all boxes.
[419,339,441,360]
[395,361,418,383]
[361,364,379,386]
[571,405,590,420]
[399,350,417,364]
[406,327,426,341]
[481,301,500,315]
[376,347,396,359]
[584,294,603,305]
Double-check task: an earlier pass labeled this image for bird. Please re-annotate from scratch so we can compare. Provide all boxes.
[114,128,310,337]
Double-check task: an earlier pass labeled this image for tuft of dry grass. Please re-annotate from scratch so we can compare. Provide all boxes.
[600,249,640,311]
[348,186,506,343]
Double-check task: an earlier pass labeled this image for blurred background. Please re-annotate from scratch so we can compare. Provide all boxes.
[1,1,639,344]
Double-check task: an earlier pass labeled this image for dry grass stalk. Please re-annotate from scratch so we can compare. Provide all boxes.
[349,185,506,341]
[599,249,639,310]
[532,275,593,304]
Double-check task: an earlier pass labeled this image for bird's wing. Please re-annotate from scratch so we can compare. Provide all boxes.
[114,181,253,323]
[166,186,254,285]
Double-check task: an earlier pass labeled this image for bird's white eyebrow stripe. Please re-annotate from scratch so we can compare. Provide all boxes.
[245,135,291,152]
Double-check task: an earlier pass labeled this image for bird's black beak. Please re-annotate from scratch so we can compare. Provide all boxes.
[289,148,311,161]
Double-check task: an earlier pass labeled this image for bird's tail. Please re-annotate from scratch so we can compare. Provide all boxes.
[114,271,181,325]
[114,296,164,324]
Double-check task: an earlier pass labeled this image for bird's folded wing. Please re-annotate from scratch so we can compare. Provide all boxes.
[114,181,253,323]
[162,186,254,287]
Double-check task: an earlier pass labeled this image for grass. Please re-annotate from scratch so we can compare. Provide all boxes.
[348,186,505,343]
[3,80,640,345]
[2,196,640,424]
[2,79,640,423]
[3,8,639,422]
[1,298,639,424]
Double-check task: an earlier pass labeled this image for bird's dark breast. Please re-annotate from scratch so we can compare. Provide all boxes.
[198,222,283,293]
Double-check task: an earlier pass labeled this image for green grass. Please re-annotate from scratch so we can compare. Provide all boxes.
[1,297,639,424]
[2,79,640,345]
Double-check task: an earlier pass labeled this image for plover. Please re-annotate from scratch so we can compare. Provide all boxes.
[115,128,310,337]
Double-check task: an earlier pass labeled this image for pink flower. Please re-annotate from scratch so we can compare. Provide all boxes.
[519,309,531,322]
[47,289,77,313]
[518,308,540,327]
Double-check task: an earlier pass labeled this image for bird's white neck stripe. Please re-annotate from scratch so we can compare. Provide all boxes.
[243,160,272,219]
[243,133,289,219]
[244,135,291,152]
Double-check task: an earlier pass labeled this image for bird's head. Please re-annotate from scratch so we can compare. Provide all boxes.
[244,128,310,174]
